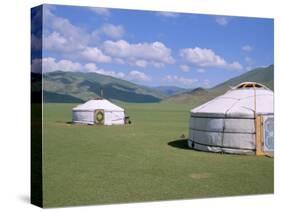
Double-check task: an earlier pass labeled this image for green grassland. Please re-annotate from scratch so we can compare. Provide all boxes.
[42,102,273,207]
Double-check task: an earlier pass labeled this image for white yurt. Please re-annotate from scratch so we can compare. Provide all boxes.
[72,99,125,125]
[187,82,274,154]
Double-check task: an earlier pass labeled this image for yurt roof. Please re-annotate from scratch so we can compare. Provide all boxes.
[233,82,270,90]
[191,82,273,118]
[73,99,124,112]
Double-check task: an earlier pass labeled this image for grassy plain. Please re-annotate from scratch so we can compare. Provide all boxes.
[42,103,273,207]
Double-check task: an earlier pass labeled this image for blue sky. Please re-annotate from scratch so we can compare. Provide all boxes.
[33,4,274,88]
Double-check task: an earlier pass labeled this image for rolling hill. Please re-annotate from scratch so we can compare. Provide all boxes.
[212,64,274,92]
[42,71,166,103]
[164,64,274,105]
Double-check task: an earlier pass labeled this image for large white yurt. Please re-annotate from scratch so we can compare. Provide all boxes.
[187,82,274,154]
[72,99,125,125]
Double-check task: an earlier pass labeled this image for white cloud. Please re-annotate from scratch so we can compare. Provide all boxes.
[179,47,243,70]
[40,57,83,72]
[92,24,125,41]
[84,63,125,78]
[43,6,123,57]
[151,62,165,68]
[32,57,120,77]
[83,63,98,72]
[103,40,175,68]
[197,68,205,73]
[42,6,180,72]
[43,31,86,53]
[43,6,90,52]
[109,71,126,79]
[80,47,112,63]
[242,45,253,52]
[215,16,232,26]
[164,75,198,85]
[44,6,122,48]
[89,7,110,16]
[33,57,155,83]
[126,70,151,82]
[33,58,154,82]
[44,31,69,52]
[43,8,125,65]
[83,66,151,81]
[44,7,85,42]
[100,24,125,39]
[156,11,180,18]
[135,60,148,68]
[179,65,190,72]
[228,61,243,70]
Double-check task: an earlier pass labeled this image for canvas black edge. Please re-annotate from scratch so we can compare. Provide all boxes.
[31,4,43,208]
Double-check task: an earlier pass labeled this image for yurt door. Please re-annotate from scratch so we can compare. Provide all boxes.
[94,109,105,125]
[263,115,274,154]
[256,115,274,156]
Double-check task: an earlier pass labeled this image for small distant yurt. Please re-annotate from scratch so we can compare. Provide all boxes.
[72,99,125,125]
[188,82,274,155]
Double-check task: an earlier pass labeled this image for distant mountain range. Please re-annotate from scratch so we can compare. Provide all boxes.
[163,86,210,105]
[152,86,190,96]
[35,64,273,104]
[164,64,274,105]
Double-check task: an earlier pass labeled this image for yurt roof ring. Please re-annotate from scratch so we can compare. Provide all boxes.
[233,82,270,90]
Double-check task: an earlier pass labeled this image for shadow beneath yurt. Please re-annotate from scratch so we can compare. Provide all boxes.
[168,139,190,150]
